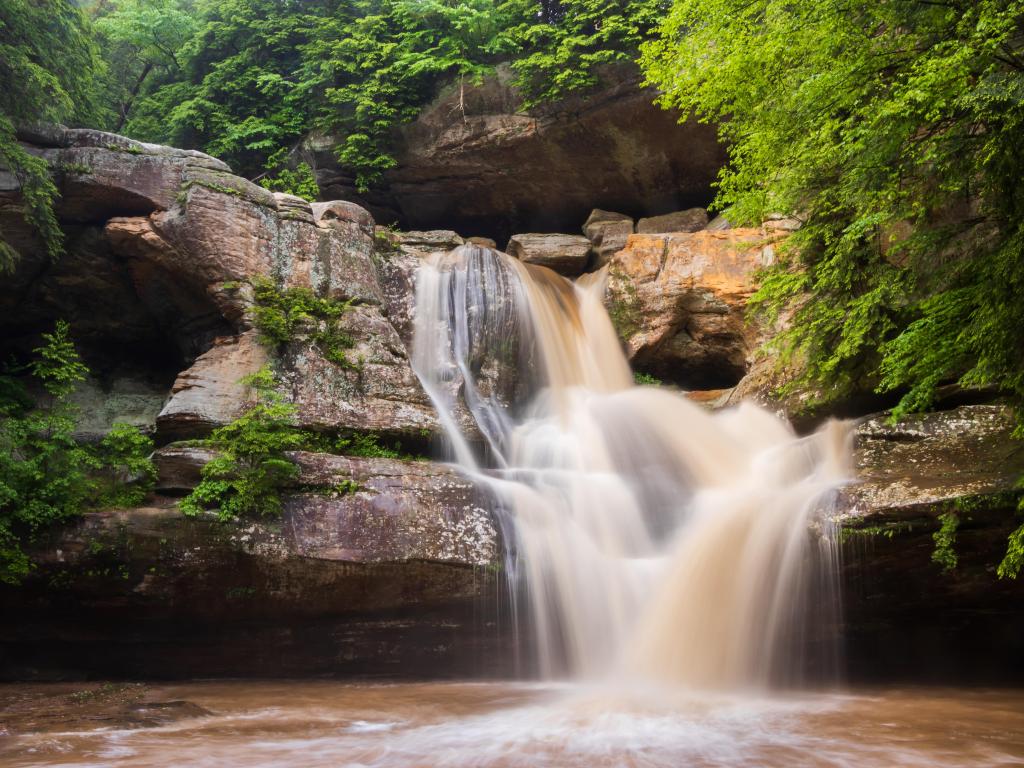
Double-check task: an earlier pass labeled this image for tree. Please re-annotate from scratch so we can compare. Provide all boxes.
[642,0,1024,575]
[0,0,101,270]
[92,0,197,133]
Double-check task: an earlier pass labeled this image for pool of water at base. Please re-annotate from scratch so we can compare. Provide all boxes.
[1,681,1023,768]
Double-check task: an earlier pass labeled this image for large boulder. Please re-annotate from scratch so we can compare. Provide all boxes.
[506,232,592,276]
[836,404,1024,683]
[605,230,775,388]
[305,64,726,242]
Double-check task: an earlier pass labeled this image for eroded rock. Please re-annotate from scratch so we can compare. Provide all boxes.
[836,404,1024,683]
[583,209,634,269]
[306,64,726,241]
[605,230,775,387]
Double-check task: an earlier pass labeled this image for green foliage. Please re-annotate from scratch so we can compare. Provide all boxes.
[0,321,155,583]
[250,277,358,369]
[180,366,304,520]
[633,371,661,386]
[643,0,1024,427]
[91,0,197,132]
[998,489,1024,579]
[304,430,404,459]
[93,423,158,508]
[258,160,320,201]
[0,0,101,270]
[932,511,960,573]
[502,0,663,106]
[91,0,663,187]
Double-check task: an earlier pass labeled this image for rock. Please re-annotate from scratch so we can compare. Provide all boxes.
[280,303,450,440]
[605,230,774,388]
[836,404,1024,683]
[506,233,592,276]
[0,457,509,679]
[706,214,732,231]
[157,332,267,441]
[70,375,168,441]
[153,444,221,492]
[311,200,375,233]
[392,229,465,254]
[582,209,634,269]
[763,213,802,232]
[305,64,726,242]
[636,207,709,234]
[1,128,456,445]
[466,236,498,249]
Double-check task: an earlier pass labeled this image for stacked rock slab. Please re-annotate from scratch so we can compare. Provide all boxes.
[506,232,592,277]
[582,209,634,269]
[0,127,509,679]
[636,207,709,234]
[3,127,453,445]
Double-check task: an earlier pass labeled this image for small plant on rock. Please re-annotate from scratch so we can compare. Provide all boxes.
[250,277,359,370]
[180,366,304,520]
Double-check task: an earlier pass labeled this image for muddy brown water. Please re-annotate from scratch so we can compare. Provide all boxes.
[2,681,1023,767]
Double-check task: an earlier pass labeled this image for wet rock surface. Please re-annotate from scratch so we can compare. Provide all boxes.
[837,404,1024,683]
[0,451,507,679]
[506,232,592,276]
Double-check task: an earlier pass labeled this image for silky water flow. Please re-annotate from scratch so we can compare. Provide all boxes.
[410,243,852,689]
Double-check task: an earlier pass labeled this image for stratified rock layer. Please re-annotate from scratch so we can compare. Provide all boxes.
[0,456,508,680]
[1,126,447,444]
[507,232,592,276]
[837,404,1024,683]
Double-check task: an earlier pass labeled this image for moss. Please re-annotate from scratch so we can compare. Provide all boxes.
[58,161,92,175]
[105,143,142,155]
[633,371,662,386]
[838,521,916,543]
[607,265,643,339]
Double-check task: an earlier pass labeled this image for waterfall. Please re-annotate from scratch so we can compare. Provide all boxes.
[411,243,851,688]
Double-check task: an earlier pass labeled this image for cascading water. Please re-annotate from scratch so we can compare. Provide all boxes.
[412,243,851,689]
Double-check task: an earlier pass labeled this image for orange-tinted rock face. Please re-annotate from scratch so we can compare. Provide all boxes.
[605,230,777,388]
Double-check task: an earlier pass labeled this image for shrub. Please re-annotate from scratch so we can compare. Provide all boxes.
[0,321,155,583]
[180,366,304,520]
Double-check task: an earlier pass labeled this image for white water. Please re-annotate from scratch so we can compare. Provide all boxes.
[412,244,851,687]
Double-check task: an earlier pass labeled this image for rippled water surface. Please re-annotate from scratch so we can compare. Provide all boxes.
[3,681,1023,767]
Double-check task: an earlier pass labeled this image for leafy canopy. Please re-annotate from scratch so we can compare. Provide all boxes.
[93,0,664,187]
[0,0,101,270]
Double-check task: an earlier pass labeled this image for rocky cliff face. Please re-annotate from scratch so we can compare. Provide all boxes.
[1,127,1022,683]
[304,65,727,243]
[1,126,444,445]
